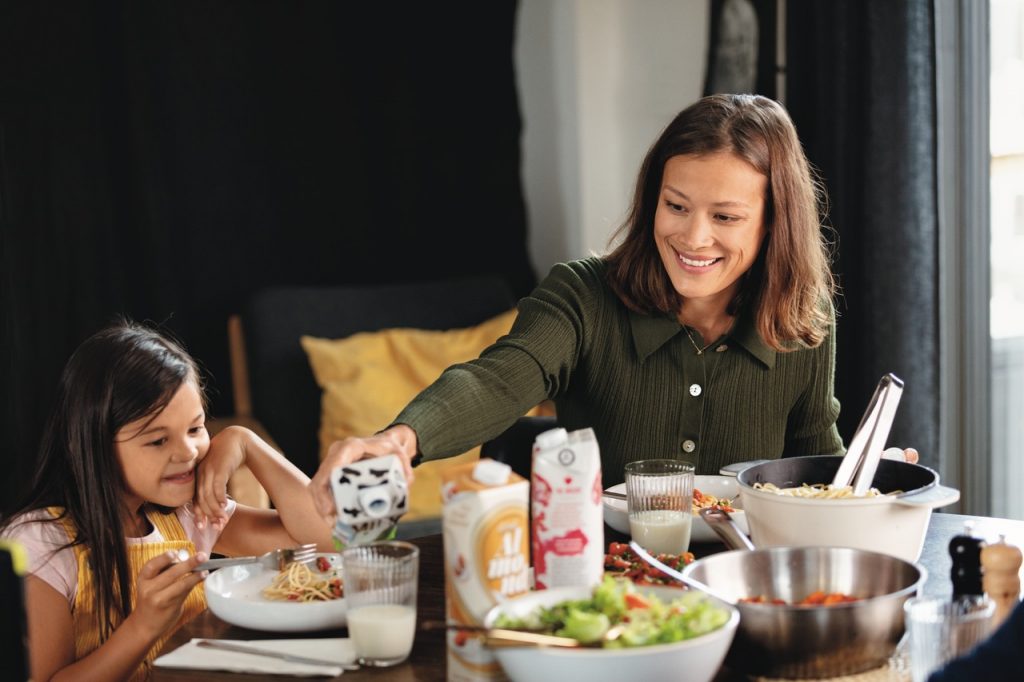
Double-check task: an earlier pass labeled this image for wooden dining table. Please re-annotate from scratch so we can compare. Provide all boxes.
[152,512,1024,682]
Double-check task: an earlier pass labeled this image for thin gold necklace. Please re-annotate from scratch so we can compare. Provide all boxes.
[684,326,715,355]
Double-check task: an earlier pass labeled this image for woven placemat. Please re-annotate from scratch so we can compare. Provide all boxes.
[752,652,912,682]
[754,665,909,682]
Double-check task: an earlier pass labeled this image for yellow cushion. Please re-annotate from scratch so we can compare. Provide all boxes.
[301,309,545,521]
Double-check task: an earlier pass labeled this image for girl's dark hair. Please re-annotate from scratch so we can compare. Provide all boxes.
[0,318,203,639]
[605,93,836,350]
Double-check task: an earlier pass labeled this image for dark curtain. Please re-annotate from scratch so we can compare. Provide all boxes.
[0,1,533,508]
[704,0,778,99]
[786,1,939,466]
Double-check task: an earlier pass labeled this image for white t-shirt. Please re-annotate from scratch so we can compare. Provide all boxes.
[3,501,236,604]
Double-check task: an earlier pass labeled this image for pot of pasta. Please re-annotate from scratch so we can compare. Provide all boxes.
[736,455,960,563]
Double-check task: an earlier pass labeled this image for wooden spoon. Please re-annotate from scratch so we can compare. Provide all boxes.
[421,621,626,648]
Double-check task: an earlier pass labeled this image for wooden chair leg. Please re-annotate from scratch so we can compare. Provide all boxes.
[217,315,272,509]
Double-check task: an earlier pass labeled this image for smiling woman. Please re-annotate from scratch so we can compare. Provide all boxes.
[308,94,912,524]
[653,152,768,346]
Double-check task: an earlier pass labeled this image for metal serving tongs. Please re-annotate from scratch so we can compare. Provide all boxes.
[830,373,904,496]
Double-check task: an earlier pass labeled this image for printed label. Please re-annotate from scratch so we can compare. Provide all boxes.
[531,428,604,590]
[442,459,529,682]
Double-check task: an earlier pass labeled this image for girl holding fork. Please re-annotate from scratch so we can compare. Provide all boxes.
[0,319,332,682]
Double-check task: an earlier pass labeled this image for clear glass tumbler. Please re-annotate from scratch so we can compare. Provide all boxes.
[904,595,996,682]
[624,459,695,555]
[342,541,420,667]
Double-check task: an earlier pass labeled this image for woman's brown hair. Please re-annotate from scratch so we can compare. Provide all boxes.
[605,93,836,350]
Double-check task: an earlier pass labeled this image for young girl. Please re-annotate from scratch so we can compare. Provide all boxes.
[0,320,333,682]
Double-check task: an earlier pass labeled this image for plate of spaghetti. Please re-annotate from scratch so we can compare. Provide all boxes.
[205,553,347,632]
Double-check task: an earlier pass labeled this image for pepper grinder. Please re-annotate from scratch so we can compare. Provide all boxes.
[980,535,1022,626]
[950,521,985,602]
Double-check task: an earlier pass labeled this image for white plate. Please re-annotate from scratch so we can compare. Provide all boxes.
[205,553,346,632]
[603,475,749,543]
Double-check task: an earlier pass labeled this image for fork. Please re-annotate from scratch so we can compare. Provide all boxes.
[192,543,318,573]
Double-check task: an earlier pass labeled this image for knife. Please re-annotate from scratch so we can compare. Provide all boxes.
[195,639,360,670]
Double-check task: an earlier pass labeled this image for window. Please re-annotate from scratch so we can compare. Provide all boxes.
[990,0,1024,521]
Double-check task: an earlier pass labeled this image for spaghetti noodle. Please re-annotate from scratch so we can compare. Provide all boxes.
[261,558,343,602]
[752,482,893,499]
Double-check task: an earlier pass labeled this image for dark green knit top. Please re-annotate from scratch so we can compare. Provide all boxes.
[395,257,843,485]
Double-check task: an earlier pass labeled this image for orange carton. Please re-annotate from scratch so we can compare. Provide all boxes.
[442,458,529,682]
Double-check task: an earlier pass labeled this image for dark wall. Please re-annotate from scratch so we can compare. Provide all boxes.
[0,1,534,508]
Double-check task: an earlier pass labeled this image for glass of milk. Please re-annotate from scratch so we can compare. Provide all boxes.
[341,541,419,667]
[625,459,695,555]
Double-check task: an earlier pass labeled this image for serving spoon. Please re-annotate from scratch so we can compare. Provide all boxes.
[421,621,626,648]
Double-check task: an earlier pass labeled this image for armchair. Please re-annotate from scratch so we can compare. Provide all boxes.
[216,276,519,514]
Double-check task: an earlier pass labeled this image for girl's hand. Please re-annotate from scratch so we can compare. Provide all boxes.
[309,425,418,526]
[195,426,250,529]
[126,550,208,643]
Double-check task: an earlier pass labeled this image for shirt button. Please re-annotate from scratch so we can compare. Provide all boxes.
[716,344,728,352]
[682,440,696,453]
[689,384,702,397]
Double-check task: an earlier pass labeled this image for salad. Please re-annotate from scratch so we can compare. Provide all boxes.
[493,575,730,648]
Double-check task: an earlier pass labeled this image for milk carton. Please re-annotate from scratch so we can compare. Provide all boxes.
[442,458,529,682]
[329,454,409,549]
[531,427,604,589]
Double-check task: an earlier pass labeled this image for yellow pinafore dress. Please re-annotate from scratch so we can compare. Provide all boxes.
[53,507,207,681]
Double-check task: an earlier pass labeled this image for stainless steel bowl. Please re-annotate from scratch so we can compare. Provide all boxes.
[682,546,924,679]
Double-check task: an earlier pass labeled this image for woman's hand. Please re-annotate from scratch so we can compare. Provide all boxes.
[308,425,419,526]
[882,447,919,464]
[124,550,208,644]
[195,425,251,529]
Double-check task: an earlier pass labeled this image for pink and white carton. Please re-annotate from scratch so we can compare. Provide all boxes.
[530,427,604,589]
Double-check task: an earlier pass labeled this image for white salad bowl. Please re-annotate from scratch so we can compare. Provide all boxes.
[603,475,748,543]
[204,553,346,632]
[483,585,739,682]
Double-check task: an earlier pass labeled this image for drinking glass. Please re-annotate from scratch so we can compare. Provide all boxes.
[624,459,695,554]
[904,596,996,682]
[342,541,420,667]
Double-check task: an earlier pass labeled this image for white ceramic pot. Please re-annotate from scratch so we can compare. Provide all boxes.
[737,457,960,563]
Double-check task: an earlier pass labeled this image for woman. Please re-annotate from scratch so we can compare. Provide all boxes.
[308,93,915,522]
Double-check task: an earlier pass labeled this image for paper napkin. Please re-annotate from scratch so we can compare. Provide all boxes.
[154,637,356,677]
